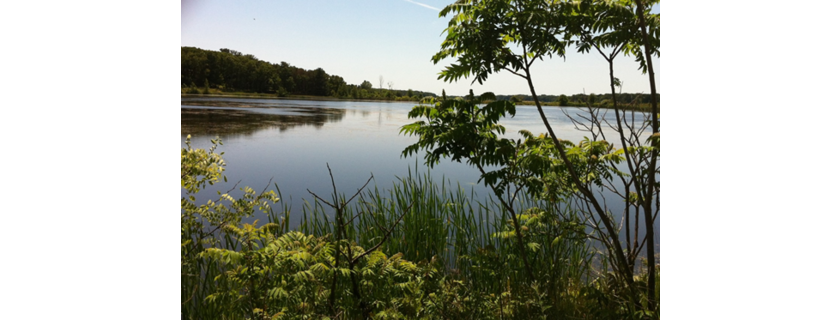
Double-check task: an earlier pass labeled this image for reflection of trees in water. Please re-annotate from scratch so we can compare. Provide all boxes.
[349,109,371,118]
[181,107,346,138]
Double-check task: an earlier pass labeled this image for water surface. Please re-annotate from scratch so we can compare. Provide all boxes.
[181,97,659,247]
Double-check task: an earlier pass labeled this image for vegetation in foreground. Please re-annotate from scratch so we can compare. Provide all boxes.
[182,136,658,320]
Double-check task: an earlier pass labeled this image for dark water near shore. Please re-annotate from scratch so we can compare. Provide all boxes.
[181,97,659,248]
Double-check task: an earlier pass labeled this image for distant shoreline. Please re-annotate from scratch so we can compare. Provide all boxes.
[181,93,656,112]
[181,93,415,104]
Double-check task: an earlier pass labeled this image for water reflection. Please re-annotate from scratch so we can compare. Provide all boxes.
[181,104,346,137]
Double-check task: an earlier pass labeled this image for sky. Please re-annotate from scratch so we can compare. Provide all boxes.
[182,0,660,96]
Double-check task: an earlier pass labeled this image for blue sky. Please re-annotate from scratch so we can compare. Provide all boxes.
[182,0,659,96]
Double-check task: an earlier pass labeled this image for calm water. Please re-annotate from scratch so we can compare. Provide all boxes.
[181,97,659,247]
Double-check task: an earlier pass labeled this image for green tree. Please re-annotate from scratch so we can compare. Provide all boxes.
[313,68,330,96]
[428,0,660,314]
[574,1,660,308]
[276,85,288,97]
[328,75,347,97]
[360,80,372,90]
[558,94,569,106]
[285,76,296,93]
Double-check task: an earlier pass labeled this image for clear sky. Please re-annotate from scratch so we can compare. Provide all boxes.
[182,0,660,96]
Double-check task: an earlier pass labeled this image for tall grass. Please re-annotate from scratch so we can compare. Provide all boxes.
[299,169,498,270]
[183,164,658,319]
[296,168,599,317]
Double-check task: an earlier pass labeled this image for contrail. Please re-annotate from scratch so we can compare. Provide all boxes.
[404,0,440,11]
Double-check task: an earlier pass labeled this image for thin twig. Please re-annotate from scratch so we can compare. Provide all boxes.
[351,199,415,265]
[344,174,374,207]
[306,190,334,207]
[225,180,242,194]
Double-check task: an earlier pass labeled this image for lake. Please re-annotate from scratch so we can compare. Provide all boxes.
[181,96,659,247]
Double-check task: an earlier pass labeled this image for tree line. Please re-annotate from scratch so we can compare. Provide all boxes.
[181,47,436,101]
[182,47,657,106]
[497,93,660,106]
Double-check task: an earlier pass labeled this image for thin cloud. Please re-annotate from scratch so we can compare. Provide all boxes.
[404,0,440,11]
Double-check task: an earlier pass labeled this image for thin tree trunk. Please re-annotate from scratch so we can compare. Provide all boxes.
[607,57,641,269]
[634,0,659,313]
[521,58,636,292]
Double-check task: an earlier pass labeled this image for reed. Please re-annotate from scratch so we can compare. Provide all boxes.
[296,168,599,318]
[182,139,658,319]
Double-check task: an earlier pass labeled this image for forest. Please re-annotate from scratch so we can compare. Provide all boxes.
[181,47,437,101]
